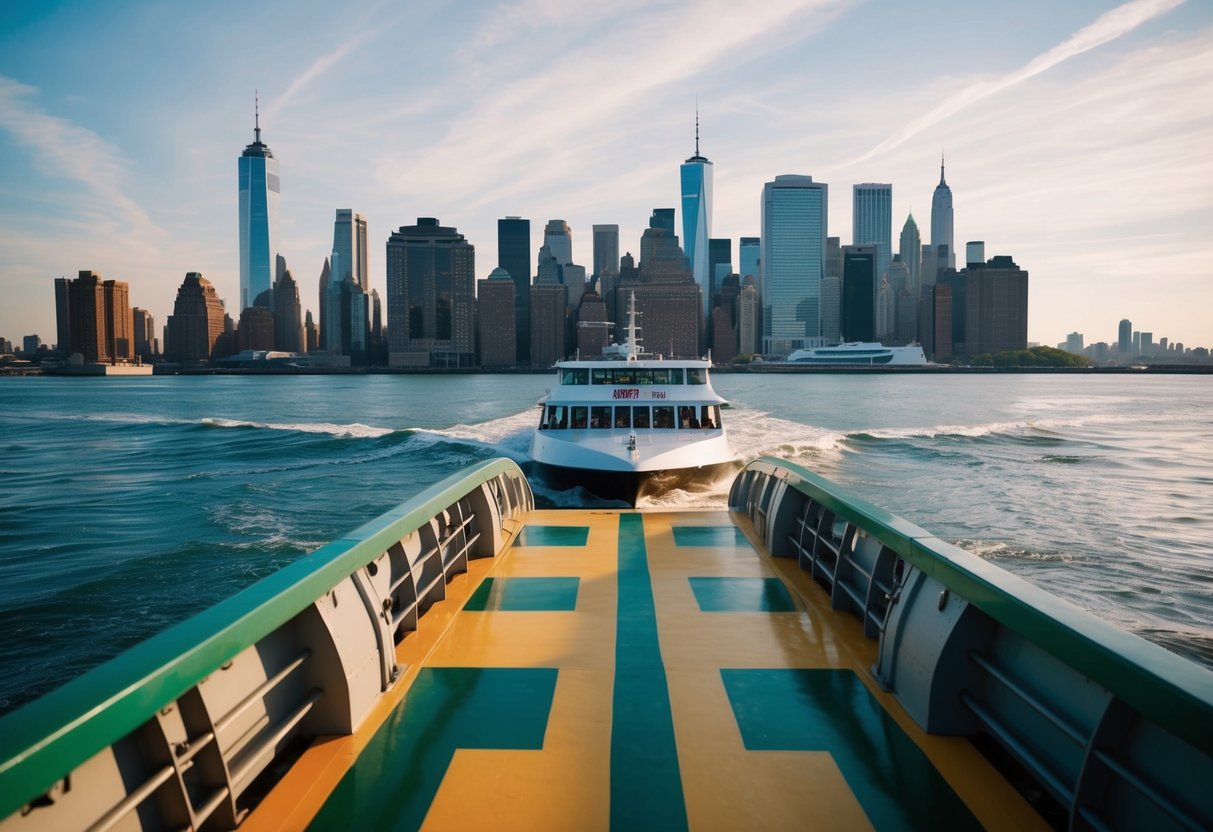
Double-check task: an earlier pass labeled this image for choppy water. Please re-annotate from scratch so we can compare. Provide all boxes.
[1,373,1210,713]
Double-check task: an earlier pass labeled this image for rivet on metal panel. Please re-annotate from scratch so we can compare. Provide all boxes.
[938,589,950,611]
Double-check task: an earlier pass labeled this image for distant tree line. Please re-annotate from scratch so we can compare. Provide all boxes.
[970,346,1093,368]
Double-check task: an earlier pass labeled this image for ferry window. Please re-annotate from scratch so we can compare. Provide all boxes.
[669,368,684,384]
[614,407,631,428]
[653,406,675,429]
[632,406,650,429]
[687,367,706,385]
[701,405,718,429]
[547,405,568,430]
[562,368,588,385]
[590,406,611,429]
[614,369,635,384]
[651,368,670,384]
[571,406,588,429]
[592,368,609,384]
[678,406,698,429]
[634,369,652,385]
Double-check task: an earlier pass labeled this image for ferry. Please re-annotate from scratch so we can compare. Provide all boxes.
[785,342,928,366]
[2,456,1210,831]
[529,293,736,504]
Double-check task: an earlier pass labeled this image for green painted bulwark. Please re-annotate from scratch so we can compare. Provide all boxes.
[611,513,687,831]
[672,526,752,549]
[464,577,580,611]
[0,458,534,823]
[732,456,1213,756]
[310,667,558,831]
[722,668,981,829]
[689,577,796,612]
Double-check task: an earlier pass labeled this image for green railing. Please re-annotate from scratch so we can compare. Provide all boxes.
[0,457,532,823]
[730,455,1213,754]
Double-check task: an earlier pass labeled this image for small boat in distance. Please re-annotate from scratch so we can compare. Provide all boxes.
[528,292,737,504]
[785,341,928,366]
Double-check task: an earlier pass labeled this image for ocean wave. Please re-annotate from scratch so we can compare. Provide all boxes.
[199,417,397,439]
[958,539,1075,563]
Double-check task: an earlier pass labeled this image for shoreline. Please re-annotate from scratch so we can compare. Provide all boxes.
[5,363,1212,377]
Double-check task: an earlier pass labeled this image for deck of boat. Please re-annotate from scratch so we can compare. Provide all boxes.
[247,508,1039,831]
[3,457,1210,832]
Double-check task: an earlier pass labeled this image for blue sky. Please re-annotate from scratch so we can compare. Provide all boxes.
[1,0,1210,350]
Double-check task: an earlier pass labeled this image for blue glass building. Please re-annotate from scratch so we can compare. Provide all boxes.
[680,117,713,322]
[853,183,892,283]
[237,103,279,311]
[760,175,828,355]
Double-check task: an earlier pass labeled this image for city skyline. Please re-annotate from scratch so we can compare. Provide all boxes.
[1,0,1210,349]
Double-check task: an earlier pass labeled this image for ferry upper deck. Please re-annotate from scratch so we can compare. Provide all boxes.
[1,458,1210,831]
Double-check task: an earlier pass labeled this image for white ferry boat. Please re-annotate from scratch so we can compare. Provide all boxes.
[785,342,928,366]
[529,294,737,504]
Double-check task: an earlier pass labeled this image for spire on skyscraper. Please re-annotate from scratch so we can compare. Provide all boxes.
[686,105,708,163]
[939,152,946,186]
[254,90,261,144]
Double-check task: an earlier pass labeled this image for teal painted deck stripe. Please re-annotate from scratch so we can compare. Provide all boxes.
[463,577,580,611]
[722,668,981,830]
[309,667,557,831]
[672,525,752,548]
[689,577,796,612]
[514,525,590,547]
[611,513,688,831]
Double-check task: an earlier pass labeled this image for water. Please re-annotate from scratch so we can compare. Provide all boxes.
[1,373,1210,714]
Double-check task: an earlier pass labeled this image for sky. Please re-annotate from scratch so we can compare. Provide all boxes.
[1,0,1211,350]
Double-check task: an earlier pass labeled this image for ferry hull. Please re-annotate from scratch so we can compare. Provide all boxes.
[531,459,737,505]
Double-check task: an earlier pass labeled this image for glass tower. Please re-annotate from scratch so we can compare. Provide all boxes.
[238,98,280,310]
[498,217,531,363]
[760,175,828,355]
[680,112,713,321]
[853,183,892,283]
[930,155,955,272]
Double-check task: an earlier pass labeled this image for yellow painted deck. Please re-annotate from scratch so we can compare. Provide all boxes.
[246,509,1045,831]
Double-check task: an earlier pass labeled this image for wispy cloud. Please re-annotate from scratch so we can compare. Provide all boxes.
[374,0,851,202]
[846,0,1186,166]
[0,75,161,246]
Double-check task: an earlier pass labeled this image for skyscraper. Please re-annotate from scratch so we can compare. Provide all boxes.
[332,210,369,290]
[165,273,226,365]
[237,97,280,310]
[327,210,369,358]
[853,183,892,283]
[317,257,331,349]
[899,214,921,299]
[1118,319,1132,354]
[66,271,106,362]
[592,224,619,282]
[273,269,304,353]
[707,238,731,302]
[841,245,876,342]
[498,217,531,363]
[930,155,955,274]
[649,208,676,236]
[54,278,71,353]
[680,112,713,321]
[963,256,1028,357]
[543,220,573,276]
[738,237,760,284]
[760,174,828,354]
[386,218,476,368]
[478,267,516,367]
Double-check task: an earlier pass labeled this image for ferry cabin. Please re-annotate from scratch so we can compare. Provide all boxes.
[538,363,725,433]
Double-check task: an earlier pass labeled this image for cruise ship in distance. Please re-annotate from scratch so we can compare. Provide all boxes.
[784,342,928,366]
